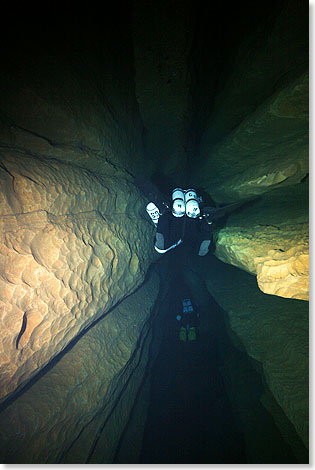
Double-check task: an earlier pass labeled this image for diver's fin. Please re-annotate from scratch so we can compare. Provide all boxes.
[146,202,160,226]
[188,327,196,341]
[179,326,187,342]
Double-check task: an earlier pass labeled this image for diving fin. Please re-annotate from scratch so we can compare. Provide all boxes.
[188,327,196,341]
[179,326,187,342]
[146,202,160,226]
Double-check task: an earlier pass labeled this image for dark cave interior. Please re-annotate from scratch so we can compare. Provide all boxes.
[0,0,308,465]
[138,250,302,464]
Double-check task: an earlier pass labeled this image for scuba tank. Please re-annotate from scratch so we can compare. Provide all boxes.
[184,189,201,218]
[172,188,186,217]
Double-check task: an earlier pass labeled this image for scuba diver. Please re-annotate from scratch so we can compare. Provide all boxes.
[136,176,257,256]
[176,298,199,342]
[146,187,213,256]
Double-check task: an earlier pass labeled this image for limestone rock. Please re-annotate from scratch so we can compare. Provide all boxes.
[213,183,308,301]
[190,255,308,451]
[255,245,309,300]
[197,0,308,148]
[198,71,308,203]
[196,60,308,303]
[132,0,195,179]
[190,4,308,303]
[215,223,309,301]
[0,271,160,463]
[0,7,146,178]
[0,152,156,404]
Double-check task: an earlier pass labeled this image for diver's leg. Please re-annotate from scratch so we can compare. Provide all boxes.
[154,213,170,252]
[177,316,187,341]
[154,214,184,254]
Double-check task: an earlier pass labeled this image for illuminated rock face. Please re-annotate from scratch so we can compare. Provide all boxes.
[255,245,308,301]
[0,272,160,463]
[0,152,156,404]
[0,5,159,409]
[0,7,162,464]
[194,5,308,301]
[214,184,309,301]
[216,230,309,301]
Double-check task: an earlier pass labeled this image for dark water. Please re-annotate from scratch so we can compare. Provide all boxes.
[139,259,300,464]
[140,288,246,463]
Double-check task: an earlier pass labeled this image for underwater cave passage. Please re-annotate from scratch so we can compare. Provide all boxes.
[0,0,308,464]
[139,252,300,464]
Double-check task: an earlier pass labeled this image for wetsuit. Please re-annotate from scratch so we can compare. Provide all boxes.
[176,301,199,341]
[154,212,212,256]
[176,308,198,329]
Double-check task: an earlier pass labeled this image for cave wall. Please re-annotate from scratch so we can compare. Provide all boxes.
[179,1,308,456]
[90,258,173,464]
[0,271,160,463]
[185,8,309,457]
[183,255,308,460]
[0,2,161,399]
[189,0,308,301]
[0,152,158,404]
[0,0,309,464]
[0,4,162,464]
[214,181,308,300]
[132,0,196,181]
[194,0,308,148]
[0,5,146,177]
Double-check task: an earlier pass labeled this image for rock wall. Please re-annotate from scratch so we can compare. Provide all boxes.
[91,258,172,464]
[198,72,308,203]
[182,1,309,456]
[0,5,146,177]
[214,181,308,300]
[132,0,195,180]
[0,151,158,404]
[196,0,308,148]
[191,1,308,300]
[183,254,308,460]
[0,271,160,463]
[0,5,161,463]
